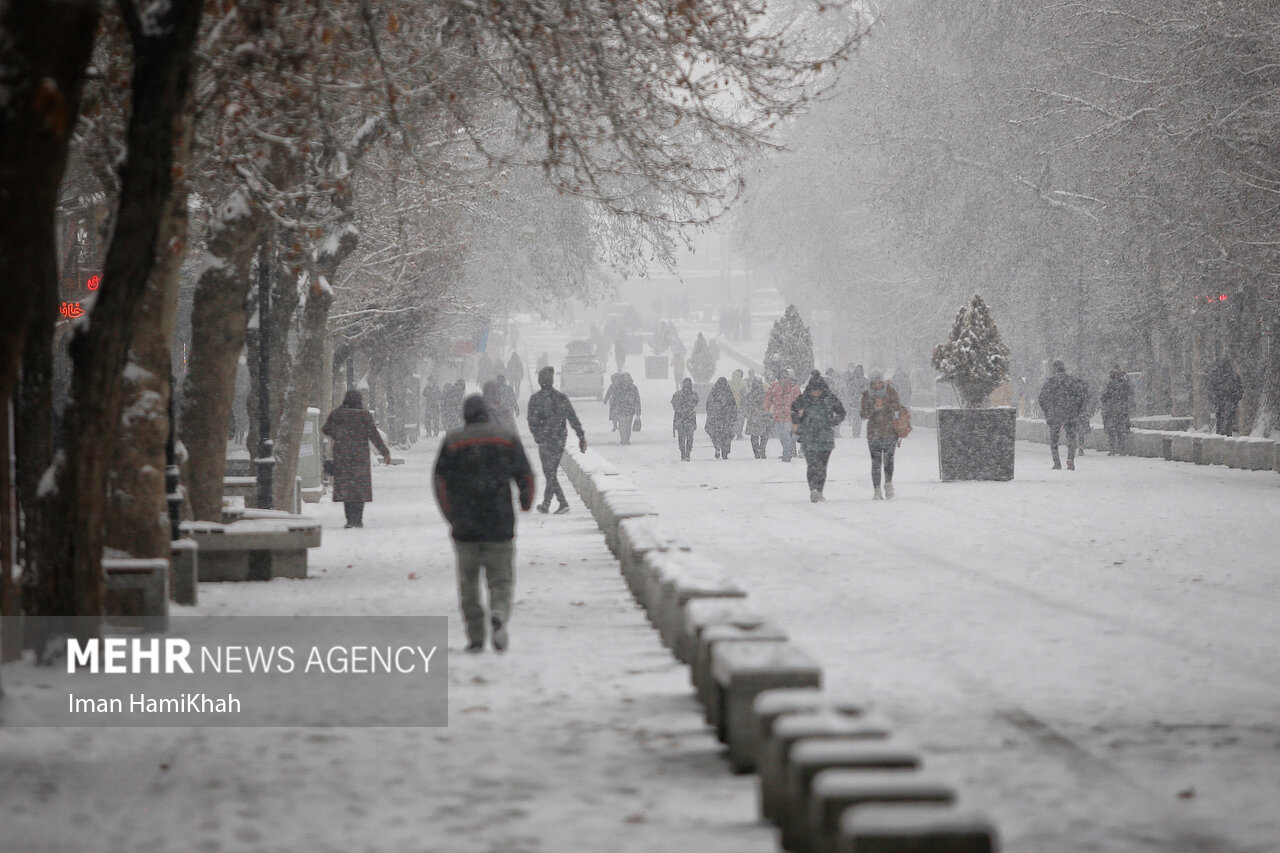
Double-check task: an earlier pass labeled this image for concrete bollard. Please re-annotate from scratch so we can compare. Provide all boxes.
[102,558,170,633]
[835,802,995,853]
[170,538,199,606]
[784,739,922,851]
[761,712,894,829]
[679,597,764,665]
[1161,435,1173,461]
[656,559,745,650]
[616,517,671,601]
[697,625,790,727]
[712,642,822,772]
[752,697,875,822]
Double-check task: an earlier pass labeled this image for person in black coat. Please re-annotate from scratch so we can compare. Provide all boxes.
[1099,367,1134,455]
[1209,357,1244,436]
[671,377,699,461]
[322,389,393,528]
[704,377,738,459]
[434,395,535,652]
[1037,360,1088,470]
[527,366,588,514]
[422,378,442,436]
[793,373,846,501]
[442,379,466,430]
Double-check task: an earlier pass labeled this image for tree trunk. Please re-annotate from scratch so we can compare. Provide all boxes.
[16,285,56,631]
[44,1,204,633]
[179,193,265,521]
[104,87,195,560]
[0,0,99,410]
[273,287,334,509]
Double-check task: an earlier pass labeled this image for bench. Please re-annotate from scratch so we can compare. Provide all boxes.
[760,710,892,827]
[180,517,321,582]
[784,738,922,851]
[223,474,303,513]
[711,641,822,772]
[835,801,991,853]
[103,557,169,633]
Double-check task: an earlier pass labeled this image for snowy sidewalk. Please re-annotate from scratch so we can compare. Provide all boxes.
[0,442,774,852]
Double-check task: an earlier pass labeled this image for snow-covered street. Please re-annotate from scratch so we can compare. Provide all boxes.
[528,321,1280,853]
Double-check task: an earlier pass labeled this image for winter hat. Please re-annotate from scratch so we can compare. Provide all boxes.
[341,389,364,408]
[463,394,490,424]
[868,369,884,383]
[538,366,555,388]
[805,374,828,394]
[682,377,693,390]
[1052,360,1066,373]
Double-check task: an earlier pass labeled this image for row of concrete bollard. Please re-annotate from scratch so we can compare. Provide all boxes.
[559,446,1001,852]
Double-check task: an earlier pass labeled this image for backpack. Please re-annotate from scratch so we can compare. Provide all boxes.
[892,407,912,439]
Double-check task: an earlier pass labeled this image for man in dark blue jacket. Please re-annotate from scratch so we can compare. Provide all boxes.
[434,395,535,652]
[526,366,588,514]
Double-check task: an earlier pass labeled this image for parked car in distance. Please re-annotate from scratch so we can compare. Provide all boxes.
[561,352,604,399]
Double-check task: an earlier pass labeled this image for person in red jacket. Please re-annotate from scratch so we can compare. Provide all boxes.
[434,395,535,653]
[764,370,802,461]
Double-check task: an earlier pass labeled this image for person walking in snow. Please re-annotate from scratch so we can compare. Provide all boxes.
[705,376,738,459]
[527,366,588,514]
[1100,367,1133,455]
[603,372,621,432]
[860,370,903,499]
[482,379,518,433]
[434,395,535,653]
[611,373,642,445]
[765,370,802,462]
[729,368,747,440]
[1209,357,1244,436]
[743,375,771,458]
[442,379,466,430]
[671,377,699,461]
[1037,360,1088,470]
[792,373,845,501]
[506,352,524,398]
[422,377,442,436]
[322,389,393,528]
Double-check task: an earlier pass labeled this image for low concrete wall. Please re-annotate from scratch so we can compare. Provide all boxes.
[911,407,1278,475]
[557,442,1000,845]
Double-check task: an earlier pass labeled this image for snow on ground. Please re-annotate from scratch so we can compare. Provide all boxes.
[522,319,1280,853]
[0,440,774,852]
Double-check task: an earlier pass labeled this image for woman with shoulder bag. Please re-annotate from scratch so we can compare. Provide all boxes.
[860,370,904,500]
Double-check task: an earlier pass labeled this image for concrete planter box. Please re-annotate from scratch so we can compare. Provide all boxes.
[936,407,1016,481]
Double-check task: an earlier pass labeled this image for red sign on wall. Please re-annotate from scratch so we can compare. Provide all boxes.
[86,274,101,291]
[59,301,84,319]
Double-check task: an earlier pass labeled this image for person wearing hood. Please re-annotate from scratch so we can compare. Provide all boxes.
[527,366,588,514]
[743,375,771,458]
[434,395,535,653]
[1037,360,1088,470]
[792,373,846,501]
[322,389,393,528]
[860,370,904,499]
[603,372,622,431]
[729,368,747,439]
[671,377,700,461]
[612,372,642,445]
[704,377,739,459]
[1100,367,1134,455]
[765,370,803,461]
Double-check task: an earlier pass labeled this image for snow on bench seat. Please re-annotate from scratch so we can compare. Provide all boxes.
[784,738,922,851]
[711,641,822,772]
[180,517,321,582]
[103,557,169,633]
